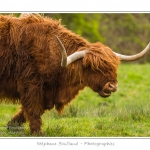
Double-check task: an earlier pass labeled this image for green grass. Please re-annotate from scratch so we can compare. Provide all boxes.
[1,63,150,137]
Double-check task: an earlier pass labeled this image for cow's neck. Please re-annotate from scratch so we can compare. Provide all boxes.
[54,60,85,113]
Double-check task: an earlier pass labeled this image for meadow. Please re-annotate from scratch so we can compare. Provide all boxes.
[1,63,150,137]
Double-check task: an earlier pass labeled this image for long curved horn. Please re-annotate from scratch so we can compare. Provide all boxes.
[113,42,150,61]
[56,36,86,67]
[56,36,150,66]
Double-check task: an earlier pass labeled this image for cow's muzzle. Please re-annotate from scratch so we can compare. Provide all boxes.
[98,81,118,98]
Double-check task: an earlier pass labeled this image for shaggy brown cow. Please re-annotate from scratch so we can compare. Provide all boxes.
[0,14,149,135]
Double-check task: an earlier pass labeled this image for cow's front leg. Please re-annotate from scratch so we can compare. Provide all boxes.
[23,109,43,135]
[18,80,44,135]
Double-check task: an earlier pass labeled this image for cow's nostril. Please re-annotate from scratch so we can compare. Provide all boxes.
[109,83,115,88]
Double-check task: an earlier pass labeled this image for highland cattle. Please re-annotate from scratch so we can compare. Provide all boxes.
[0,14,149,134]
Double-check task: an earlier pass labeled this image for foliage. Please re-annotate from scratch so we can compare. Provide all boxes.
[1,13,150,62]
[45,13,104,43]
[46,13,150,63]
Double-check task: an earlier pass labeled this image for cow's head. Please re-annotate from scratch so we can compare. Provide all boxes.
[56,36,150,97]
[81,42,119,98]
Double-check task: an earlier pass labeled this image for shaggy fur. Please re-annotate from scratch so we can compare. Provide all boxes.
[0,14,120,134]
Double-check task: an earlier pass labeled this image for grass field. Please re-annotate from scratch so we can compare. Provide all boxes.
[1,63,150,137]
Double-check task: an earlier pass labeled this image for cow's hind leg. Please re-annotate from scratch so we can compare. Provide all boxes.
[7,109,26,130]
